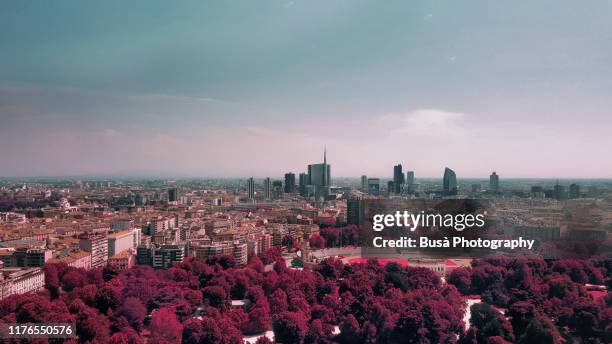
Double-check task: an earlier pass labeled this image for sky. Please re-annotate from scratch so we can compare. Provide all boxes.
[1,0,611,178]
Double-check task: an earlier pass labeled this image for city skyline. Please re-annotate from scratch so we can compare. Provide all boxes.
[0,3,610,343]
[2,1,612,178]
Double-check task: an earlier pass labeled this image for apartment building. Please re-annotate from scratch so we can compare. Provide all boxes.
[0,267,45,299]
[79,232,108,268]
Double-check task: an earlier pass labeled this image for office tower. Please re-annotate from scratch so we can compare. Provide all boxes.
[387,181,395,196]
[569,183,580,199]
[168,188,178,202]
[367,178,380,196]
[442,167,457,196]
[361,175,368,191]
[489,172,500,193]
[307,148,331,198]
[393,164,404,194]
[406,171,415,193]
[284,173,296,193]
[347,198,364,225]
[264,178,272,200]
[553,182,566,200]
[247,177,255,200]
[406,171,415,186]
[299,173,309,197]
[272,180,283,199]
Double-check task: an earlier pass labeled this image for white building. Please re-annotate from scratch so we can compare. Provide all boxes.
[0,267,45,299]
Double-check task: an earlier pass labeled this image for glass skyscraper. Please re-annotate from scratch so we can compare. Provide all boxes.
[443,167,457,196]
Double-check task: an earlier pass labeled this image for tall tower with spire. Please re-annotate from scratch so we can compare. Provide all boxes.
[323,146,327,186]
[307,147,331,198]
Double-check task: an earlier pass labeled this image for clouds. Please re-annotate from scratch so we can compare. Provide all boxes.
[392,109,465,134]
[1,2,612,177]
[3,87,610,179]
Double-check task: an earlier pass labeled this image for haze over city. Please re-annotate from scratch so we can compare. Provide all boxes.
[1,1,612,178]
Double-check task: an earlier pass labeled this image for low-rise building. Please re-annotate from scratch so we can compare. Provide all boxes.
[108,230,134,257]
[136,244,184,269]
[0,267,45,299]
[192,241,248,267]
[48,251,92,270]
[108,251,135,270]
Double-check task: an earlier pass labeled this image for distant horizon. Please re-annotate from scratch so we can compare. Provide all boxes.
[1,173,611,182]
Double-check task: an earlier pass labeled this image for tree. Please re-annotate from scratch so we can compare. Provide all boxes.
[116,297,146,330]
[292,257,304,268]
[317,258,344,280]
[448,267,473,294]
[304,319,332,344]
[517,314,562,344]
[283,235,299,251]
[182,317,222,344]
[75,306,111,343]
[62,270,87,292]
[95,285,122,314]
[243,301,271,334]
[469,303,515,343]
[248,256,265,273]
[337,314,361,344]
[108,327,144,344]
[261,247,283,265]
[273,311,308,344]
[309,234,326,249]
[218,318,244,344]
[507,301,536,337]
[255,336,274,344]
[149,307,183,344]
[44,264,60,299]
[203,285,228,310]
[270,288,289,314]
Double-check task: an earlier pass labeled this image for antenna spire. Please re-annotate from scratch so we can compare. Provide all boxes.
[324,146,327,164]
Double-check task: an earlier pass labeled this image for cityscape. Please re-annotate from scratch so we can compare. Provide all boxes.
[2,1,612,343]
[0,150,610,343]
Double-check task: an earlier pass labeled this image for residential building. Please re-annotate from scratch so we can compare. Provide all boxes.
[79,232,108,268]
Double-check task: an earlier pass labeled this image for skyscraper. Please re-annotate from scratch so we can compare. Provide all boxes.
[442,167,457,196]
[298,173,309,197]
[554,182,566,200]
[569,183,580,199]
[308,149,331,187]
[264,178,272,200]
[168,188,178,202]
[347,198,364,225]
[406,171,415,193]
[307,148,331,198]
[272,180,283,199]
[489,172,499,193]
[387,181,395,196]
[406,171,415,186]
[367,178,380,196]
[247,178,255,200]
[284,173,296,193]
[393,164,404,194]
[361,175,368,192]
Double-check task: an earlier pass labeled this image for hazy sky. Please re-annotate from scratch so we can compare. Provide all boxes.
[1,1,612,178]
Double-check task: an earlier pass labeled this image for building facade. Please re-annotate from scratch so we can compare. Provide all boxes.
[79,232,108,268]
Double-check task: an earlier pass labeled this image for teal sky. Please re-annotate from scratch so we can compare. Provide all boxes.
[1,1,611,178]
